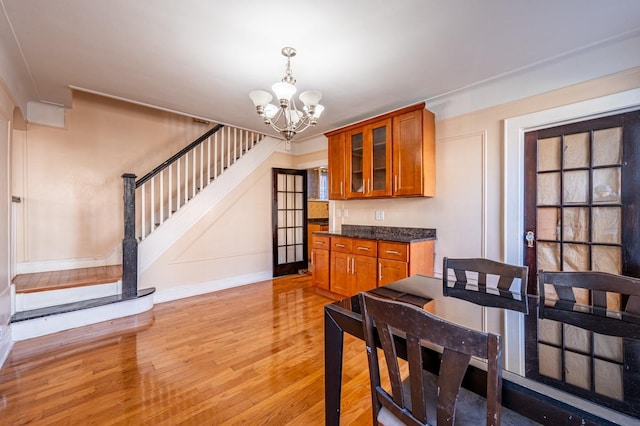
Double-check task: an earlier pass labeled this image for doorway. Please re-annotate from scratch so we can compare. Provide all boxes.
[523,110,640,292]
[272,168,307,277]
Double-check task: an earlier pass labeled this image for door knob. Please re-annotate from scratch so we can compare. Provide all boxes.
[525,231,535,248]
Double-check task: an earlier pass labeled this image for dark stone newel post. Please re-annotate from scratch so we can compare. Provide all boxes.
[122,173,138,297]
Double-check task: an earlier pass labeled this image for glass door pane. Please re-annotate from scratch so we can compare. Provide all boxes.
[349,131,364,195]
[371,123,388,192]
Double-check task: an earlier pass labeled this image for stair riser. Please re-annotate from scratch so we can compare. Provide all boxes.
[11,293,154,341]
[15,281,122,312]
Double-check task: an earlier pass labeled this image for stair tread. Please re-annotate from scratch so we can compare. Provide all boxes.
[10,288,155,323]
[13,265,123,294]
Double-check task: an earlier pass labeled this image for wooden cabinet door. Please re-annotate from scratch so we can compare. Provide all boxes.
[311,248,329,290]
[392,109,423,196]
[353,255,377,292]
[345,126,366,198]
[328,132,346,200]
[345,119,392,198]
[330,251,351,296]
[378,258,408,287]
[368,118,392,197]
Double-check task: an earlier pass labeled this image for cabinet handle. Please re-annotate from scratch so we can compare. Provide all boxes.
[379,263,382,281]
[394,175,398,192]
[336,243,346,248]
[315,241,325,245]
[385,250,401,255]
[351,257,355,275]
[311,252,314,265]
[340,181,343,196]
[356,246,370,251]
[346,256,350,273]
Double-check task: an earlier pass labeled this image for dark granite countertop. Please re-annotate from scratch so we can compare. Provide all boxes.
[314,225,436,243]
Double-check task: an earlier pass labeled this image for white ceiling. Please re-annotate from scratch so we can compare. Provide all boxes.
[2,0,640,140]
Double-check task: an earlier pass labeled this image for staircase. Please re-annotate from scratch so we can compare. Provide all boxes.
[10,123,269,342]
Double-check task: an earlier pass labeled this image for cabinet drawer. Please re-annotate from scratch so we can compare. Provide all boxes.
[312,235,330,250]
[331,237,353,253]
[352,239,377,257]
[378,241,408,262]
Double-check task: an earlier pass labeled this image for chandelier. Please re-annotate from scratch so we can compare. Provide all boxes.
[249,47,324,141]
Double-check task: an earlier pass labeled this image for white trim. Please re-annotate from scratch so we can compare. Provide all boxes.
[0,285,12,368]
[16,255,120,275]
[10,292,154,341]
[152,270,272,304]
[426,32,640,121]
[0,326,12,368]
[502,87,640,376]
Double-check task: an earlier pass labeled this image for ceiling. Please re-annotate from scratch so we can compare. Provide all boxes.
[2,0,640,140]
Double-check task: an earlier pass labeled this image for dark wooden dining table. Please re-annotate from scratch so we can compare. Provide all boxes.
[324,274,640,426]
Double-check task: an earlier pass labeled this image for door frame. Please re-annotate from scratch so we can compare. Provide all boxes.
[502,88,640,376]
[272,168,308,277]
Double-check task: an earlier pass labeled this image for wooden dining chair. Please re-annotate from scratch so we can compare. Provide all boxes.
[359,292,538,425]
[538,270,640,315]
[442,257,529,313]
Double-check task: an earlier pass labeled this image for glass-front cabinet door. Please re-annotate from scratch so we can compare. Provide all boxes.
[346,118,391,198]
[347,128,365,197]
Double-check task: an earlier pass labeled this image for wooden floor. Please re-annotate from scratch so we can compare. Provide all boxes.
[12,265,123,293]
[0,274,374,425]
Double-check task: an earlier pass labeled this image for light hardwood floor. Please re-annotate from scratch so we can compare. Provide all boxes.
[0,274,374,425]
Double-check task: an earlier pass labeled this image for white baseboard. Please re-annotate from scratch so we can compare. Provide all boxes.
[0,326,13,369]
[11,292,154,342]
[153,271,273,304]
[16,257,121,275]
[15,281,122,311]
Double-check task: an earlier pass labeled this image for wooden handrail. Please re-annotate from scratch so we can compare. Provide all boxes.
[135,123,224,188]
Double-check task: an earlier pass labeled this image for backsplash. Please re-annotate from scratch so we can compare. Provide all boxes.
[308,201,329,219]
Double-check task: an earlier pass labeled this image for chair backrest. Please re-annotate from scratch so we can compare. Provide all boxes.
[538,270,640,315]
[359,292,502,426]
[442,257,529,312]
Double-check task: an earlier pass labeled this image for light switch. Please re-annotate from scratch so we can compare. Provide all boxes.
[343,209,349,218]
[375,210,384,221]
[335,208,342,218]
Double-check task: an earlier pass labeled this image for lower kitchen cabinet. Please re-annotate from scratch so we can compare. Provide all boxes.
[311,234,330,290]
[378,240,434,287]
[312,232,435,297]
[330,237,377,297]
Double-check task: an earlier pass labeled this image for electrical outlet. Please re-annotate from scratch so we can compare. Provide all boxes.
[343,209,349,218]
[375,210,384,221]
[335,208,342,218]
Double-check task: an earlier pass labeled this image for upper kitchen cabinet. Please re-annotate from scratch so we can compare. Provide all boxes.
[393,107,435,197]
[327,132,346,199]
[345,118,392,198]
[325,103,434,200]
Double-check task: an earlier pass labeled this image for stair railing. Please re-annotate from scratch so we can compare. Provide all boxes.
[122,124,267,294]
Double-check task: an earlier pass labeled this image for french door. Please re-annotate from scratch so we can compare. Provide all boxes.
[523,110,640,294]
[272,168,307,277]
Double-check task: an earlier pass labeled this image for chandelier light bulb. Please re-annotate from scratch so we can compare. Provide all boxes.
[299,90,322,107]
[264,104,279,119]
[249,90,273,107]
[272,81,297,105]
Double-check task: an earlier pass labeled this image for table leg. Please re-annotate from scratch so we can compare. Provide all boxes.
[324,308,344,426]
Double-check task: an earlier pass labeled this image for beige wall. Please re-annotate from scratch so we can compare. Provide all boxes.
[140,152,295,290]
[13,91,213,266]
[336,67,640,275]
